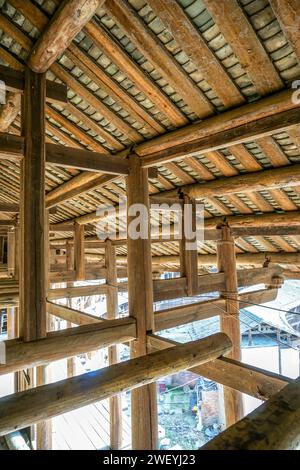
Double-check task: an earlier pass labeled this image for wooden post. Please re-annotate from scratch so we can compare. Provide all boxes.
[127,154,158,450]
[74,223,85,281]
[20,68,51,449]
[20,68,46,341]
[216,223,244,426]
[0,237,4,264]
[105,239,122,450]
[7,230,15,278]
[179,194,198,296]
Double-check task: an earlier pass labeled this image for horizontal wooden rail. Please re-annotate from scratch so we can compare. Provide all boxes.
[154,288,278,331]
[0,317,136,376]
[0,333,231,435]
[148,336,291,401]
[201,377,300,450]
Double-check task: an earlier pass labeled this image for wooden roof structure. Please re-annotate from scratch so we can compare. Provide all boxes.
[0,0,299,451]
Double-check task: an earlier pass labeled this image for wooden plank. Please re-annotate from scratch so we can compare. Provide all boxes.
[0,317,137,376]
[146,0,244,108]
[203,0,283,95]
[0,64,68,104]
[201,378,300,450]
[126,153,157,450]
[105,240,122,450]
[147,335,291,401]
[217,224,243,426]
[0,333,232,436]
[269,0,300,62]
[46,143,129,175]
[28,0,103,73]
[105,0,214,119]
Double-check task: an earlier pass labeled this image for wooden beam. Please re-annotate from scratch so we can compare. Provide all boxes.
[179,195,198,296]
[152,252,300,267]
[146,0,244,108]
[28,0,103,73]
[269,1,300,63]
[154,288,278,332]
[0,334,232,436]
[45,173,117,209]
[47,283,107,301]
[0,65,67,104]
[127,154,158,449]
[147,336,291,401]
[0,203,19,213]
[46,143,129,175]
[74,223,85,282]
[136,89,296,159]
[105,240,122,450]
[161,164,300,200]
[46,301,102,325]
[217,224,243,426]
[141,107,300,167]
[203,0,282,96]
[201,377,300,450]
[152,266,283,302]
[105,0,214,120]
[0,317,137,376]
[205,211,300,230]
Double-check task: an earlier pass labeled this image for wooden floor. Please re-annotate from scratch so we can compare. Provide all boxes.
[52,400,131,450]
[50,353,131,450]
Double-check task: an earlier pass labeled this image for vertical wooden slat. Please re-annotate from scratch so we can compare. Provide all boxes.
[179,195,198,296]
[7,230,15,278]
[105,239,122,450]
[127,154,158,450]
[74,223,85,281]
[217,223,244,427]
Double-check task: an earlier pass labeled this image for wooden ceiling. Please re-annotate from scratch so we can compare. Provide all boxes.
[0,0,300,272]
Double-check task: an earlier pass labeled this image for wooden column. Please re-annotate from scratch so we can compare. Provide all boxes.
[0,237,4,264]
[179,194,198,296]
[127,154,158,450]
[74,223,85,281]
[105,239,122,450]
[20,68,50,449]
[217,223,244,426]
[7,230,15,278]
[20,69,46,341]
